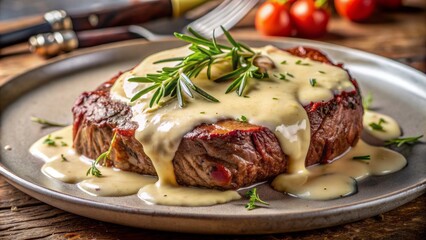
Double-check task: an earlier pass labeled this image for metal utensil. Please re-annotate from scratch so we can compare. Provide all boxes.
[29,0,259,57]
[0,0,209,48]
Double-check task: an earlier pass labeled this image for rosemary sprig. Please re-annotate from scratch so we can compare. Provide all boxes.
[369,118,386,132]
[245,188,269,210]
[128,26,267,107]
[385,135,423,147]
[86,132,117,177]
[31,116,67,128]
[309,78,317,87]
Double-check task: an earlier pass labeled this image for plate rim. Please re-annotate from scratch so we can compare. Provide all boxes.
[1,38,425,234]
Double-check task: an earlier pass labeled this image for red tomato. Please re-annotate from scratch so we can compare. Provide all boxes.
[335,0,376,22]
[377,0,402,9]
[290,0,330,38]
[255,1,293,37]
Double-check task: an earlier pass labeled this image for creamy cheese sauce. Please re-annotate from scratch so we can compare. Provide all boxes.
[32,126,157,196]
[272,140,406,200]
[30,44,409,205]
[363,110,401,140]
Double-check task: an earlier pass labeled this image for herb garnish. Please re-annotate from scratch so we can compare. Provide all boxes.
[318,70,326,74]
[281,60,287,64]
[353,155,371,160]
[369,118,386,132]
[362,92,373,110]
[295,60,310,66]
[273,97,278,100]
[276,73,289,81]
[309,78,317,87]
[245,188,269,210]
[43,135,67,147]
[86,132,117,177]
[61,154,68,162]
[385,135,423,147]
[286,72,294,78]
[43,135,56,146]
[128,26,267,108]
[31,116,67,128]
[238,115,248,123]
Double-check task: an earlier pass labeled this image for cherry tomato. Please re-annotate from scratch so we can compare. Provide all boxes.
[290,0,330,38]
[377,0,402,9]
[334,0,376,22]
[255,1,293,37]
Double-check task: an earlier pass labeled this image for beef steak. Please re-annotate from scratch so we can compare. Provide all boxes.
[72,47,363,190]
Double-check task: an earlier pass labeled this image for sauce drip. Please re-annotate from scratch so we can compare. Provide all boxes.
[272,140,406,200]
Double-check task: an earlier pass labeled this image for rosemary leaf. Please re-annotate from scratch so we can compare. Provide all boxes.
[385,135,423,147]
[31,116,67,128]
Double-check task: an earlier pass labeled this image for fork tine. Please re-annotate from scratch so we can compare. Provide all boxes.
[191,1,242,33]
[199,0,258,38]
[185,0,259,39]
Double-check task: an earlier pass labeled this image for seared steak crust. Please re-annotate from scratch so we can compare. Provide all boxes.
[72,47,363,190]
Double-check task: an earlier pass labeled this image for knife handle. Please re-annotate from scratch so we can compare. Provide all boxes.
[0,10,72,48]
[29,28,139,57]
[71,0,173,31]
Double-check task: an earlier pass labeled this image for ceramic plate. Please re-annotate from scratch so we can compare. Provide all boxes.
[1,39,425,234]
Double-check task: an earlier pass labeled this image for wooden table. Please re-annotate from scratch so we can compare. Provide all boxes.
[1,1,425,239]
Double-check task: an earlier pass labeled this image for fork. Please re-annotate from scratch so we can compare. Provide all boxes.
[129,0,259,40]
[29,0,259,56]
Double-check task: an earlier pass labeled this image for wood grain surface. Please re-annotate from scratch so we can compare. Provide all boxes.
[1,0,425,239]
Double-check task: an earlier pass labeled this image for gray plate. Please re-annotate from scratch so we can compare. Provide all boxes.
[1,39,425,234]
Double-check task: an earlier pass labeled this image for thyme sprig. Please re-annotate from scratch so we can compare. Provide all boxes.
[128,26,267,107]
[86,132,117,177]
[385,135,423,147]
[245,188,269,210]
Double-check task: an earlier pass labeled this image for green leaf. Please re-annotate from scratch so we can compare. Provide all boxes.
[385,135,423,147]
[225,75,243,94]
[153,57,184,64]
[31,116,67,127]
[127,76,155,83]
[176,78,185,108]
[352,155,371,160]
[130,84,160,102]
[214,67,247,82]
[221,26,239,49]
[237,74,248,96]
[187,27,209,41]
